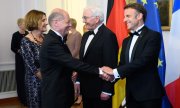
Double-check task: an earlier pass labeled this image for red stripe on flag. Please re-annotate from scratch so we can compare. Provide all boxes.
[165,77,180,108]
[106,0,128,47]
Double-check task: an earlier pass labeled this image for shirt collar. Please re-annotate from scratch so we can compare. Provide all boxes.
[131,24,144,33]
[92,23,103,35]
[51,29,63,40]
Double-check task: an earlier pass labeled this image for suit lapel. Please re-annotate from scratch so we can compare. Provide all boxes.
[130,38,140,62]
[49,30,63,43]
[130,26,148,62]
[48,30,71,54]
[80,33,89,59]
[125,37,133,63]
[83,24,104,58]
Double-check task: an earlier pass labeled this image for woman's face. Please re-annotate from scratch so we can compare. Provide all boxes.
[18,21,26,31]
[38,15,48,32]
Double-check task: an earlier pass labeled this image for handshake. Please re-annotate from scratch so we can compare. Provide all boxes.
[99,66,115,82]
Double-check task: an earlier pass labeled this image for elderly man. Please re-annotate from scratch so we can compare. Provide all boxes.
[75,6,119,108]
[39,8,106,108]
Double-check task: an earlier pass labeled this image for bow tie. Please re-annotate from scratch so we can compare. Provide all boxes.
[129,31,140,37]
[88,31,95,35]
[129,27,144,37]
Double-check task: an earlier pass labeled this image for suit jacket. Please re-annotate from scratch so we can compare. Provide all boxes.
[78,24,119,98]
[117,26,164,102]
[39,30,99,108]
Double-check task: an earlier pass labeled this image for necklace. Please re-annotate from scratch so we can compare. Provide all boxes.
[31,32,44,45]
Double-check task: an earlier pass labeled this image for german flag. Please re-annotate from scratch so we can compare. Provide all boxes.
[106,0,128,108]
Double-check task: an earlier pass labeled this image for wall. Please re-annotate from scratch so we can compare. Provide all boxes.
[46,0,86,34]
[0,0,46,71]
[0,0,45,98]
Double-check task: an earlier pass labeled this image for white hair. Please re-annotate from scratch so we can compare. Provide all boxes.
[84,6,104,23]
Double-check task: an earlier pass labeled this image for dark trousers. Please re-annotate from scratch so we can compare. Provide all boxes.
[126,94,162,108]
[82,96,112,108]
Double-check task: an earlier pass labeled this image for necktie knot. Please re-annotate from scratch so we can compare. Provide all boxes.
[88,31,95,35]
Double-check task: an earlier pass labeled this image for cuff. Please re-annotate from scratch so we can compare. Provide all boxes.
[102,91,112,96]
[113,69,120,79]
[99,68,103,75]
[75,81,80,84]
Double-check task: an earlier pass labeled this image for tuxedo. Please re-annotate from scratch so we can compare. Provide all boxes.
[78,24,119,108]
[117,26,164,107]
[39,30,99,108]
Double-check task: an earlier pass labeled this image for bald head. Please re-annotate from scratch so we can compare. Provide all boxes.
[48,8,71,36]
[48,8,69,26]
[51,8,65,13]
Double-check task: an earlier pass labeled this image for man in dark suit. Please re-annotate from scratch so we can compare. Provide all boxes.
[75,6,119,108]
[102,3,164,108]
[39,8,106,108]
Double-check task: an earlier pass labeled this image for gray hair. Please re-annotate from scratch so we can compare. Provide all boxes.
[48,12,64,26]
[84,6,104,23]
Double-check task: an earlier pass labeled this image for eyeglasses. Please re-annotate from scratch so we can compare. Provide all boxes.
[82,16,95,20]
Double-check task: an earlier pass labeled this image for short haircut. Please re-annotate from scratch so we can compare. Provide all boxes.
[17,18,24,26]
[84,6,104,23]
[48,12,64,26]
[124,3,147,22]
[25,10,46,31]
[70,18,77,29]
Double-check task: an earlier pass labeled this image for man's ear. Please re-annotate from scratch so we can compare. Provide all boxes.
[137,13,143,20]
[95,16,100,23]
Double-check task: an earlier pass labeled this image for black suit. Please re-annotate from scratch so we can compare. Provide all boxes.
[40,30,99,108]
[117,26,164,108]
[78,24,119,108]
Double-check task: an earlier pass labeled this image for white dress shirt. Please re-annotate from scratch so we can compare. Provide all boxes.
[83,23,103,56]
[84,34,94,56]
[83,23,112,95]
[113,24,144,79]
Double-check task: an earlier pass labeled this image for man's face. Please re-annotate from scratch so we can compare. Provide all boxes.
[124,8,140,31]
[59,14,71,36]
[82,10,98,31]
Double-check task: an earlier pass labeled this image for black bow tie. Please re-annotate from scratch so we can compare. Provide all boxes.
[129,31,140,37]
[88,31,95,35]
[129,26,144,37]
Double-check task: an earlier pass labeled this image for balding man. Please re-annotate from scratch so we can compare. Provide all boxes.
[39,8,104,108]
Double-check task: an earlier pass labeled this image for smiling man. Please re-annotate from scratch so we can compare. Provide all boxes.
[102,3,164,108]
[75,6,119,108]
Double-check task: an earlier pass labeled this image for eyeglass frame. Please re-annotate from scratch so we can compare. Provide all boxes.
[82,16,96,20]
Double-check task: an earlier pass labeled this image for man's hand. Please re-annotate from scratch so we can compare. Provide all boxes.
[101,66,114,75]
[35,71,42,80]
[99,66,115,82]
[72,72,78,82]
[100,92,110,101]
[74,83,80,98]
